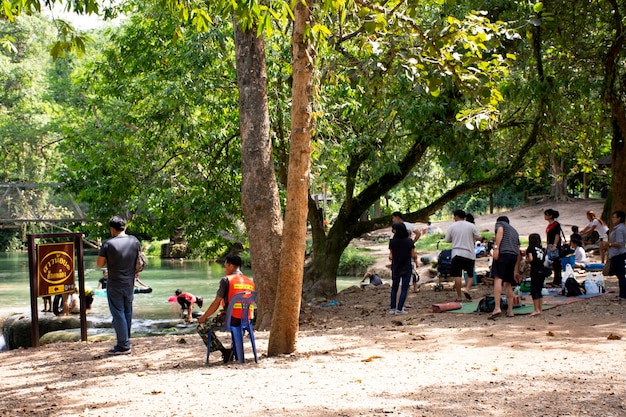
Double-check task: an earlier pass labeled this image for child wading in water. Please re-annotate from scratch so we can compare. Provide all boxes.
[526,233,547,316]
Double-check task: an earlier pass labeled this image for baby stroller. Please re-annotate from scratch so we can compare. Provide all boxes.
[434,241,453,292]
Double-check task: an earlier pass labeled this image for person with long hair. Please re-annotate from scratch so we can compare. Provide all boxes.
[608,210,626,301]
[579,210,609,263]
[388,222,417,315]
[526,233,547,316]
[544,209,563,287]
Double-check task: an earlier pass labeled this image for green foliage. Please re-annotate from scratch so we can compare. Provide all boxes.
[0,230,23,251]
[238,250,251,268]
[414,232,448,252]
[0,15,63,183]
[308,2,528,228]
[56,8,245,253]
[439,185,525,219]
[144,240,166,257]
[337,246,375,276]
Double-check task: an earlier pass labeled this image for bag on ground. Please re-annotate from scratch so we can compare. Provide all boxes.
[564,276,584,297]
[476,295,508,313]
[584,279,599,295]
[519,279,531,293]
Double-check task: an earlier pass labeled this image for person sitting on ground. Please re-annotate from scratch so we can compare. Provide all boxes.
[475,238,488,258]
[197,254,255,363]
[175,289,204,322]
[570,226,583,245]
[360,271,383,289]
[572,238,587,269]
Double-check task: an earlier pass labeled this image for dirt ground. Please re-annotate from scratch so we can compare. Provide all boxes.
[1,199,625,417]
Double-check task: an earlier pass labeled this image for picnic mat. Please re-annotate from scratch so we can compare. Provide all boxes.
[447,289,614,314]
[448,302,554,314]
[541,287,614,306]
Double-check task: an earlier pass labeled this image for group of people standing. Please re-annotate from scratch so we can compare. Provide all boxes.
[387,207,626,319]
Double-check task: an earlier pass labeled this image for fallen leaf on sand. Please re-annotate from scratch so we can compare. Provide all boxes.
[607,333,622,340]
[362,355,383,362]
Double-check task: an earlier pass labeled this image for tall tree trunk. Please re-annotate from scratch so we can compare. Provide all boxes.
[268,0,316,355]
[234,23,283,330]
[303,199,349,300]
[604,0,626,214]
[611,119,626,213]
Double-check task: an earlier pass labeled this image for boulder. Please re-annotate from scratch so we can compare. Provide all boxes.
[3,314,81,350]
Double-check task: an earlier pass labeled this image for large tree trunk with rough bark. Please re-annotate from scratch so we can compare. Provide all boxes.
[302,197,345,300]
[604,0,626,214]
[234,23,283,330]
[611,120,626,213]
[267,0,315,356]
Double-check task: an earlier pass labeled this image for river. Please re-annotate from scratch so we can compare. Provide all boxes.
[0,253,358,349]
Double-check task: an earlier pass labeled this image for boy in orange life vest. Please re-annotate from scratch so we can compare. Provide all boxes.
[197,254,255,363]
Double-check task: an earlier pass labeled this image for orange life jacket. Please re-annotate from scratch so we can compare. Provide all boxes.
[226,274,255,319]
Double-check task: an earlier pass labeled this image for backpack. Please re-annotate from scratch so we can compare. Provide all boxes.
[135,241,147,274]
[476,295,508,313]
[564,276,584,297]
[519,279,531,293]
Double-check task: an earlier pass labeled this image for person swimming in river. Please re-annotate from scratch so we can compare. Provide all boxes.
[134,274,152,293]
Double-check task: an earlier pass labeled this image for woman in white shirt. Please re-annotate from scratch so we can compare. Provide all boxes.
[580,210,609,263]
[571,238,587,268]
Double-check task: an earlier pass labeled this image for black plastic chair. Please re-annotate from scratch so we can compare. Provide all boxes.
[205,290,258,364]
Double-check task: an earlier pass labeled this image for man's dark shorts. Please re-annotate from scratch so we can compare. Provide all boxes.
[450,256,475,277]
[493,253,518,284]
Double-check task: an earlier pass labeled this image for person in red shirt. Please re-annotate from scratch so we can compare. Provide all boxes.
[175,290,204,323]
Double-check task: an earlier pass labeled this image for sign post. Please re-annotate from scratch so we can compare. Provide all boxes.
[27,233,87,348]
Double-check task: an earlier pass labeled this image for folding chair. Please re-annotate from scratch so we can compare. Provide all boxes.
[205,290,258,365]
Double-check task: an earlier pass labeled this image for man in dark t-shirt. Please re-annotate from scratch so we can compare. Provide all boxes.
[97,216,140,355]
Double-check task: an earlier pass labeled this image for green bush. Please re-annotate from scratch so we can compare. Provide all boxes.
[144,240,166,257]
[414,232,447,251]
[239,251,252,268]
[337,247,375,276]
